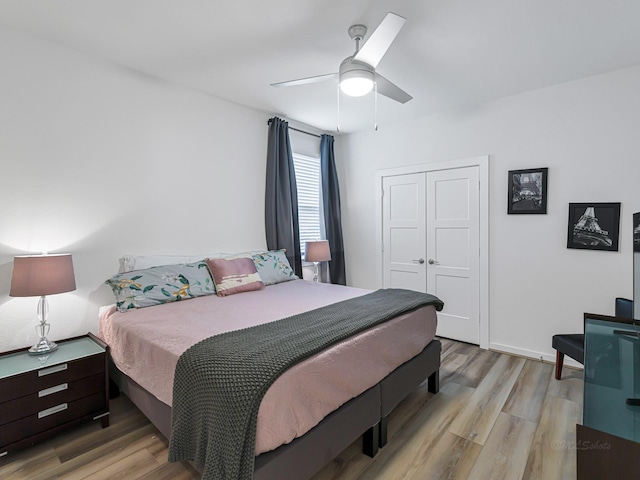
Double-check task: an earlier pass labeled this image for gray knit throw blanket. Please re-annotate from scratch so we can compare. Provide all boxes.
[168,288,443,480]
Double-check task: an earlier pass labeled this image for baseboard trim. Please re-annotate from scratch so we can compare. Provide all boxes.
[489,342,583,369]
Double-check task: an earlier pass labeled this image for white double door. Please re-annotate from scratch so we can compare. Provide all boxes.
[382,167,480,344]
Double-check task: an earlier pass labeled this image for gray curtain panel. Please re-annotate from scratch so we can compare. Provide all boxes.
[265,117,303,277]
[320,134,346,285]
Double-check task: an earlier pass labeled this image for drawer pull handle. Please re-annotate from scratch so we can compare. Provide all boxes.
[38,363,68,377]
[93,412,110,420]
[38,403,68,419]
[0,451,7,458]
[39,383,68,398]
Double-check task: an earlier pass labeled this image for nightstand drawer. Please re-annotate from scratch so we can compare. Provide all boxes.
[0,353,104,404]
[0,391,106,447]
[0,373,105,426]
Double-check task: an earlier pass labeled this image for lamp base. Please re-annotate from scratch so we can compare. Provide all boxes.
[28,337,58,355]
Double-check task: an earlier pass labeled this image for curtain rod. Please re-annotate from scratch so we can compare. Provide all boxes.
[290,126,321,138]
[267,119,322,139]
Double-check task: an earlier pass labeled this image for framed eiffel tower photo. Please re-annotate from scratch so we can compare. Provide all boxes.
[567,202,621,251]
[507,167,548,214]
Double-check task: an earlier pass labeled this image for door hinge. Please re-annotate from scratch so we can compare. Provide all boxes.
[381,188,385,198]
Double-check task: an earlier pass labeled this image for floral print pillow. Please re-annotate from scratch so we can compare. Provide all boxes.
[252,250,299,286]
[106,261,215,312]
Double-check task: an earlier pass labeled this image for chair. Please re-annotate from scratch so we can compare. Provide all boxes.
[552,297,633,380]
[615,296,634,318]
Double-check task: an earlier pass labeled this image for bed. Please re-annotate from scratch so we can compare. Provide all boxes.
[99,255,442,480]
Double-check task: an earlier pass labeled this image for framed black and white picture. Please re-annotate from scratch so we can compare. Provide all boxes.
[567,203,621,252]
[634,212,640,252]
[507,167,548,214]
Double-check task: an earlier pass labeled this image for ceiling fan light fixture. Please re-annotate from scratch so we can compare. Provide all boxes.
[340,71,374,97]
[339,59,375,97]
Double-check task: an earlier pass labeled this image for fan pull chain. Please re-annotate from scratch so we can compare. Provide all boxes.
[374,81,378,131]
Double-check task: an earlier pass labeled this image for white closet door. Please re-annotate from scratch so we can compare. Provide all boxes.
[382,173,427,292]
[426,166,480,344]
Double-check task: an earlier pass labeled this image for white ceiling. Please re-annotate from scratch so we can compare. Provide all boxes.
[2,0,640,133]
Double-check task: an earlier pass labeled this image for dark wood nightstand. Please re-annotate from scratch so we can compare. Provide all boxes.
[0,333,109,458]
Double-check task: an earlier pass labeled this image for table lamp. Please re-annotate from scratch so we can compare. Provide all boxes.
[304,240,331,282]
[10,254,76,355]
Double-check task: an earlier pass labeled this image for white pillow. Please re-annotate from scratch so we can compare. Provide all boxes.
[118,253,228,273]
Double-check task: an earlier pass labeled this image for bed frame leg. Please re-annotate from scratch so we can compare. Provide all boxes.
[379,416,388,448]
[363,423,379,458]
[428,369,440,394]
[109,378,121,399]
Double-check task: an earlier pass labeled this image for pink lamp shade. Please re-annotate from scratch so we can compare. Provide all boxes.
[305,240,331,263]
[10,254,77,297]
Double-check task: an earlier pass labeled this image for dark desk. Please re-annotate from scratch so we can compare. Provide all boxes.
[578,314,640,479]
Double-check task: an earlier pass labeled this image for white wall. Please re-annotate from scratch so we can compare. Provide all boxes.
[337,65,640,362]
[0,27,271,352]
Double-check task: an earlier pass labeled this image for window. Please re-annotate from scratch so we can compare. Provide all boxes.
[292,153,322,259]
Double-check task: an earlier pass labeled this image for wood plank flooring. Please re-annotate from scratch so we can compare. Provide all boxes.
[0,339,583,480]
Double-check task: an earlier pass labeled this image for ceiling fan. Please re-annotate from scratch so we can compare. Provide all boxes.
[271,12,412,104]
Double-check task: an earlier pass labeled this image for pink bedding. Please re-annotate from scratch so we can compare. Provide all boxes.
[98,280,437,455]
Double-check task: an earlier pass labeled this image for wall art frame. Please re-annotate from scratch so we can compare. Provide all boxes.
[507,167,548,214]
[567,202,621,252]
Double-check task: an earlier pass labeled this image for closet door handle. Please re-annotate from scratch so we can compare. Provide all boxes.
[412,258,425,264]
[428,259,439,265]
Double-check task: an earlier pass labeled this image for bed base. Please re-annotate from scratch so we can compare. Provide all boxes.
[108,339,441,480]
[254,385,380,480]
[379,338,441,447]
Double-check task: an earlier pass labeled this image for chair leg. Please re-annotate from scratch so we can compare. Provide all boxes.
[555,350,564,380]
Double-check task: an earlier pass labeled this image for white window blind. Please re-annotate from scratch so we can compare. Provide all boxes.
[293,153,322,259]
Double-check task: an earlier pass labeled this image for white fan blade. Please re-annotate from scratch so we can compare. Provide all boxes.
[354,12,406,68]
[375,74,412,104]
[271,73,338,87]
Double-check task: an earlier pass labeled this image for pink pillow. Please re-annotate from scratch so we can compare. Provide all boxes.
[206,257,265,297]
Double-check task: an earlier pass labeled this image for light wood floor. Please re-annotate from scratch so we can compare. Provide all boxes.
[0,339,583,480]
